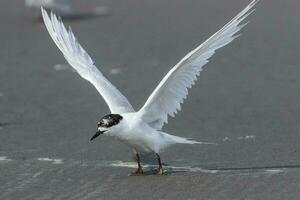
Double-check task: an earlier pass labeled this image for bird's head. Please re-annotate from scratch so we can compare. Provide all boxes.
[90,114,123,141]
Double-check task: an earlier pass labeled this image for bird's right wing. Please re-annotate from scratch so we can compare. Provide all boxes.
[41,8,134,114]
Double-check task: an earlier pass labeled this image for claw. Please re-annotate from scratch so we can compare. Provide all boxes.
[134,167,143,174]
[155,167,163,175]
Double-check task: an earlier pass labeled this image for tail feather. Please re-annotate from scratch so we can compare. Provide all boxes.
[160,132,215,145]
[170,135,200,144]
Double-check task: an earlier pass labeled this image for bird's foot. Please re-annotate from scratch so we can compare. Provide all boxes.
[154,167,164,175]
[134,167,143,174]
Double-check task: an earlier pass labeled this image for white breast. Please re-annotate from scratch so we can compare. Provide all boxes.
[106,113,156,152]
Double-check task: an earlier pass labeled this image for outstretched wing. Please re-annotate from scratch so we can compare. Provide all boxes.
[137,0,257,130]
[41,8,134,114]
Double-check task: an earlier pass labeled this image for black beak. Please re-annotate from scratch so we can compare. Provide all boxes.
[90,130,105,141]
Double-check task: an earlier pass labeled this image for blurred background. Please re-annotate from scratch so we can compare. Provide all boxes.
[1,0,300,199]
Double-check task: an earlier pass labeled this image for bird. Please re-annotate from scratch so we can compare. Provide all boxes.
[41,0,257,175]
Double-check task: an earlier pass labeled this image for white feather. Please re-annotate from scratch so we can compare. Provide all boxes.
[41,8,134,114]
[137,0,257,130]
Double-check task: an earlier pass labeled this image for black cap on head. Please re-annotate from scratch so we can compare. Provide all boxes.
[90,114,123,141]
[98,114,123,128]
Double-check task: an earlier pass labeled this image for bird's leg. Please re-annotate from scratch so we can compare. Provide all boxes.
[155,153,163,175]
[134,153,143,174]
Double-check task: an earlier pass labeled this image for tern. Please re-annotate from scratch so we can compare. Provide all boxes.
[41,0,257,175]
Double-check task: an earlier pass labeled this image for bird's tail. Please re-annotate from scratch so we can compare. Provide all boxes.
[159,131,215,145]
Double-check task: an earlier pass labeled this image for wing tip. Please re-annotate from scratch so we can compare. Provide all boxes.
[41,6,47,19]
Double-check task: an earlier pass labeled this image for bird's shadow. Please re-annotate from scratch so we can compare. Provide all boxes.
[128,153,209,176]
[128,168,184,176]
[128,164,206,176]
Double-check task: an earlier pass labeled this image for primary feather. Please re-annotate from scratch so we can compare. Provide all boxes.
[41,8,134,114]
[137,0,257,130]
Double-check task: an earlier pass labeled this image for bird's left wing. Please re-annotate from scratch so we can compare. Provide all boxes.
[41,8,134,114]
[137,0,257,130]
